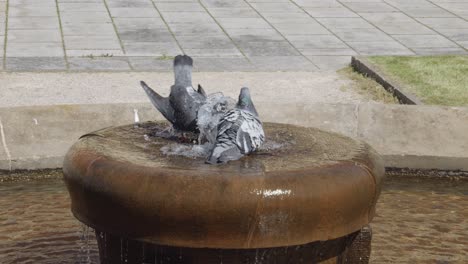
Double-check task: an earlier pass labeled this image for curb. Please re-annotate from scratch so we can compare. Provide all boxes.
[351,56,423,105]
[1,103,467,173]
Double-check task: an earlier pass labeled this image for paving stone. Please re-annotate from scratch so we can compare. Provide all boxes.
[66,50,124,57]
[292,0,343,8]
[59,3,107,12]
[6,42,64,57]
[0,23,5,35]
[225,28,285,41]
[263,14,316,24]
[396,6,455,18]
[331,28,393,42]
[411,47,468,55]
[5,57,67,71]
[392,34,458,48]
[248,56,318,71]
[436,2,468,13]
[346,41,415,55]
[306,55,351,71]
[260,11,310,20]
[246,0,290,2]
[8,30,62,43]
[343,2,398,13]
[201,0,249,8]
[109,7,159,18]
[113,17,167,29]
[216,18,271,29]
[123,42,182,56]
[176,35,237,49]
[286,35,348,49]
[155,2,205,12]
[62,23,117,36]
[317,18,374,29]
[168,23,224,36]
[207,8,260,18]
[57,0,103,2]
[192,57,254,71]
[184,48,244,58]
[360,12,435,34]
[249,2,303,13]
[161,12,213,23]
[417,18,468,29]
[118,28,175,42]
[61,12,112,24]
[9,0,56,7]
[273,22,330,35]
[299,47,357,56]
[238,41,300,56]
[455,41,468,49]
[437,28,468,42]
[106,0,153,8]
[8,17,59,29]
[9,6,58,17]
[128,56,173,71]
[384,0,434,9]
[68,57,131,70]
[64,35,121,50]
[304,7,359,18]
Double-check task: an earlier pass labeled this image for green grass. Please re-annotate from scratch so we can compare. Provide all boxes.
[368,56,468,106]
[338,67,399,104]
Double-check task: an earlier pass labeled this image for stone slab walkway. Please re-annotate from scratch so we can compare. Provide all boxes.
[1,0,468,71]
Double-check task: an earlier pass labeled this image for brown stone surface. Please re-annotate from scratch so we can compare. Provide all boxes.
[63,121,384,249]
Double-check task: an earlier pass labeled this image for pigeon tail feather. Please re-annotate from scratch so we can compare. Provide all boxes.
[236,87,259,116]
[174,55,193,87]
[140,81,175,123]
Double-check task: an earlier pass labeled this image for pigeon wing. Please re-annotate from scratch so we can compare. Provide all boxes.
[140,81,175,123]
[236,113,265,154]
[197,84,207,98]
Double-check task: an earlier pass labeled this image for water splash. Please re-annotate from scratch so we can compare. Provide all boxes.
[160,143,211,158]
[78,224,92,264]
[133,109,140,127]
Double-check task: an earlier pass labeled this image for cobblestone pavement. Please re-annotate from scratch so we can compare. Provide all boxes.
[1,0,468,71]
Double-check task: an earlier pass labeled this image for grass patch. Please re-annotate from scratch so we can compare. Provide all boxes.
[368,56,468,106]
[338,67,399,104]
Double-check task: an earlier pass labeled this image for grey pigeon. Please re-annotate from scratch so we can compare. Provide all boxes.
[206,87,265,164]
[140,55,206,131]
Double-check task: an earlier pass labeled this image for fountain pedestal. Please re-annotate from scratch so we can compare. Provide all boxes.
[63,122,384,264]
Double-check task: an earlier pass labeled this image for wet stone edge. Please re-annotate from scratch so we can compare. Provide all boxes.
[0,168,63,182]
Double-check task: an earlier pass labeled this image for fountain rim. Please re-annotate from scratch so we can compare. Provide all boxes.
[63,122,384,249]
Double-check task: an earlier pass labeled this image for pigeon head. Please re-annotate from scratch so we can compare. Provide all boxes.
[236,87,258,116]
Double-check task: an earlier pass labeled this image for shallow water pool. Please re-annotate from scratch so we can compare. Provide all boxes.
[0,174,467,263]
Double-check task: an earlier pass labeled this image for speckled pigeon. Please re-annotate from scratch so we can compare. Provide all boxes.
[206,87,265,164]
[140,55,207,131]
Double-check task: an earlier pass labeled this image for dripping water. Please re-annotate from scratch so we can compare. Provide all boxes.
[78,224,92,264]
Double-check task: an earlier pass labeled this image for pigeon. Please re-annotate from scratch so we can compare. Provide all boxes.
[140,55,207,131]
[206,87,265,164]
[196,92,236,145]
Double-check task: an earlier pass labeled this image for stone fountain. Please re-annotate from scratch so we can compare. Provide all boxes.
[63,56,384,264]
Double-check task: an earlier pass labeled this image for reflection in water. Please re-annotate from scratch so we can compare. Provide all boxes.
[0,175,467,263]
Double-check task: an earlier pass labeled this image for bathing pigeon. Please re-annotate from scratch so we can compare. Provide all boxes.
[140,55,206,131]
[206,87,265,164]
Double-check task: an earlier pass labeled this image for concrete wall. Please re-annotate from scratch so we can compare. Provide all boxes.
[1,102,467,171]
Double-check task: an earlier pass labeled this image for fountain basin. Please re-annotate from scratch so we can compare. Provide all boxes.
[63,122,384,263]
